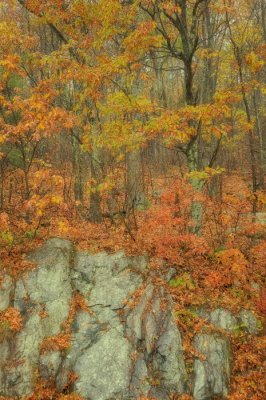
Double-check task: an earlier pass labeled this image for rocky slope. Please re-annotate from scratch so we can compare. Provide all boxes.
[0,238,260,399]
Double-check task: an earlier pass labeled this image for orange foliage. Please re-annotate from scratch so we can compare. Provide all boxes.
[256,288,266,315]
[137,181,210,266]
[0,307,23,333]
[229,335,266,400]
[57,395,84,400]
[62,292,94,334]
[40,333,72,354]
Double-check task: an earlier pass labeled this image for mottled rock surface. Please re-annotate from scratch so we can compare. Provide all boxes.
[0,275,13,311]
[193,333,231,400]
[0,239,260,399]
[196,307,260,335]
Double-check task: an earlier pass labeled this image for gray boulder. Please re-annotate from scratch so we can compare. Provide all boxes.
[74,329,132,400]
[210,308,238,332]
[1,238,73,397]
[127,284,187,397]
[238,309,260,334]
[0,274,13,311]
[193,333,231,400]
[0,238,261,400]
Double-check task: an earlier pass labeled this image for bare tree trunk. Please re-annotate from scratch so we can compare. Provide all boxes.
[0,165,4,210]
[88,138,103,223]
[150,50,168,173]
[253,90,265,189]
[201,5,216,103]
[126,71,147,215]
[226,13,258,213]
[72,138,84,204]
[126,150,145,214]
[261,0,266,42]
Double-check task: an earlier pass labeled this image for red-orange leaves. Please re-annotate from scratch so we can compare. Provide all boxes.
[204,270,232,289]
[0,307,23,334]
[40,333,72,354]
[256,288,266,315]
[217,248,249,284]
[205,248,249,289]
[122,21,162,59]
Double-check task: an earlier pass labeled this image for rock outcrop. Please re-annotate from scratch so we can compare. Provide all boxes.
[0,238,260,399]
[193,333,231,400]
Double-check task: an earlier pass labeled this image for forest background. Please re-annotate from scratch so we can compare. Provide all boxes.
[0,1,265,398]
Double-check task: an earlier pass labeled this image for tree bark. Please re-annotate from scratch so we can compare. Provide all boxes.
[88,139,103,223]
[126,150,145,213]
